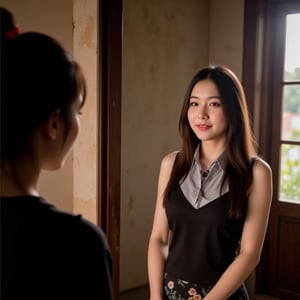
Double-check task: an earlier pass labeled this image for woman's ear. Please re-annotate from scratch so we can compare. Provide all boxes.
[45,109,61,140]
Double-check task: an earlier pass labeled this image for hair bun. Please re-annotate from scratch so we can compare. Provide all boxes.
[1,7,20,41]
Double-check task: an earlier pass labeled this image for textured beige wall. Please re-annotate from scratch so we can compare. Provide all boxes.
[72,0,98,224]
[208,0,244,79]
[121,0,209,291]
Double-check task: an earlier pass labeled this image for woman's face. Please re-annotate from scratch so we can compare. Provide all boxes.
[187,79,229,145]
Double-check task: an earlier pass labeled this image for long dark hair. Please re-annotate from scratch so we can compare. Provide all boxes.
[163,66,256,218]
[0,7,87,161]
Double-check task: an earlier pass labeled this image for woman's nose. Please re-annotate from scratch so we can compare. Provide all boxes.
[197,107,208,119]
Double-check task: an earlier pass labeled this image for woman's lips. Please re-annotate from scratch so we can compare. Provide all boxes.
[196,124,211,130]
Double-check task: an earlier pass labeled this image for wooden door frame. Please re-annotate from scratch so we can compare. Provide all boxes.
[242,0,274,297]
[97,0,122,299]
[263,2,300,299]
[243,0,300,298]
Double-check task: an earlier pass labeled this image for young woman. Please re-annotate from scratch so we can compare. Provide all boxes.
[147,66,273,300]
[0,7,113,299]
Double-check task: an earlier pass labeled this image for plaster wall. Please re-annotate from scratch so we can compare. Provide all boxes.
[208,0,244,78]
[72,0,98,224]
[121,0,209,290]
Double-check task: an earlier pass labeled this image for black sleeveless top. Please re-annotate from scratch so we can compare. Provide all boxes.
[165,184,246,285]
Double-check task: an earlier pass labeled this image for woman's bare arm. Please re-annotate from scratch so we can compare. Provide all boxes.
[148,151,178,300]
[204,158,273,300]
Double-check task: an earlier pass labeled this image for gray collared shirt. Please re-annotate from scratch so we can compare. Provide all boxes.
[179,145,229,209]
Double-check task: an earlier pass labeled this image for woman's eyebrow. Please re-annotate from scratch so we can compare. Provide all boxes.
[189,95,221,99]
[208,96,221,99]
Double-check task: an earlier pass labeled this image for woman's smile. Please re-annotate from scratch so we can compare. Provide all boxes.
[196,124,211,131]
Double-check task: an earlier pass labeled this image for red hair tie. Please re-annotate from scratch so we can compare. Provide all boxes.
[5,25,20,40]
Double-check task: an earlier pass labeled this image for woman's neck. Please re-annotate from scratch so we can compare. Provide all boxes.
[199,141,225,169]
[0,159,39,197]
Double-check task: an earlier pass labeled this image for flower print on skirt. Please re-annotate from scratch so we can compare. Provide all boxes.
[163,273,249,300]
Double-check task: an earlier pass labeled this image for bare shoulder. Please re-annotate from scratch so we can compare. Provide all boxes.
[250,157,273,199]
[156,151,179,198]
[253,157,272,178]
[160,151,179,171]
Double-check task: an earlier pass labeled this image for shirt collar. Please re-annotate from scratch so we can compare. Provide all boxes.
[193,143,227,171]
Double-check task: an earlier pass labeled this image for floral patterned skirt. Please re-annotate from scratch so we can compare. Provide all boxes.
[163,273,249,300]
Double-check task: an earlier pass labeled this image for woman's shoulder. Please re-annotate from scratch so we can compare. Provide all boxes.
[161,151,179,169]
[54,210,111,253]
[251,156,272,179]
[158,151,180,178]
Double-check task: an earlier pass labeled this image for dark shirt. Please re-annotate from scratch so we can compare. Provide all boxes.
[165,185,245,285]
[0,195,113,300]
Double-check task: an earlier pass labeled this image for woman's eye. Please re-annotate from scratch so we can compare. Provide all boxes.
[209,102,221,107]
[189,102,198,107]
